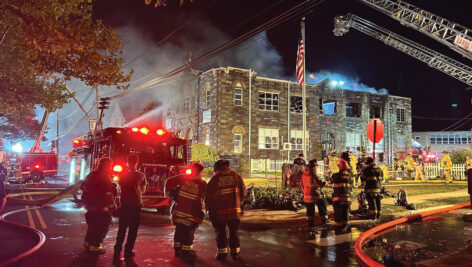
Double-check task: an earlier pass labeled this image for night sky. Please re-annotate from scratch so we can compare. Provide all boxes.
[94,0,472,132]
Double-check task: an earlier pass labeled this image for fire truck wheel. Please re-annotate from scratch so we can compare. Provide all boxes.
[30,170,44,183]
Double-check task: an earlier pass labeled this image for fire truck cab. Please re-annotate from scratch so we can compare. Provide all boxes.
[69,126,189,211]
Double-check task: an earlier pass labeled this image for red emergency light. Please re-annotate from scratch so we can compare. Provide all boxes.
[113,165,123,172]
[185,169,192,175]
[139,127,149,135]
[72,139,80,145]
[131,127,139,132]
[156,129,165,136]
[34,164,40,169]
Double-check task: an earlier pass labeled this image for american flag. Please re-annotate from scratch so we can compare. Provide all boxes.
[296,39,304,86]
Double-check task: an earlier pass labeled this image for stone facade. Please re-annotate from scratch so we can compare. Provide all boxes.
[165,67,412,174]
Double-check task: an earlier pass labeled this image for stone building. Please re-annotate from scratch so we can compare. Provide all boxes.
[165,67,412,174]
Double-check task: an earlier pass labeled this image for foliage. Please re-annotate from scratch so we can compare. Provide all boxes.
[190,144,220,165]
[202,167,214,177]
[138,101,160,117]
[244,185,304,211]
[450,148,472,164]
[144,0,194,8]
[1,0,132,140]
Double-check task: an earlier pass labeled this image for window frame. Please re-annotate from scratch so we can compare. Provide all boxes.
[345,102,361,118]
[258,91,279,111]
[290,130,309,150]
[234,133,242,153]
[319,99,337,115]
[396,108,405,122]
[234,87,243,106]
[258,128,279,149]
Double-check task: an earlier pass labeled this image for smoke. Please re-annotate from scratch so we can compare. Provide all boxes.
[307,70,388,94]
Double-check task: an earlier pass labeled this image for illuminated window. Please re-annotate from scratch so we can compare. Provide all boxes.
[290,130,309,150]
[204,127,210,146]
[258,128,279,149]
[258,92,279,111]
[234,134,242,153]
[234,83,243,106]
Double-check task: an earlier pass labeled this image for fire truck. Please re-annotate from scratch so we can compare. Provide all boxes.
[69,126,189,212]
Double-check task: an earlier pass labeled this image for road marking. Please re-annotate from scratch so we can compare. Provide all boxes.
[23,195,36,229]
[29,195,47,229]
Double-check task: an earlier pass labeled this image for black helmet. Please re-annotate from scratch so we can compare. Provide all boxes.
[365,157,374,165]
[307,159,318,168]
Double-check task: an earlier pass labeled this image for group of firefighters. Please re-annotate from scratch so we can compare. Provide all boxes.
[295,152,384,234]
[80,155,246,264]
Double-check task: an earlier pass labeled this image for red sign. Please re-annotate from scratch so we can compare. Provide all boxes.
[366,119,384,143]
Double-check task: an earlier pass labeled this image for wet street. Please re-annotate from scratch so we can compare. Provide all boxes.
[2,179,360,267]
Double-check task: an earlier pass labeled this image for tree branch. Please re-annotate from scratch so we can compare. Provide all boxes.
[0,25,10,46]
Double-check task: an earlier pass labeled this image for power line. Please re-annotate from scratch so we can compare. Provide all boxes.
[412,115,468,120]
[108,0,325,101]
[440,112,472,131]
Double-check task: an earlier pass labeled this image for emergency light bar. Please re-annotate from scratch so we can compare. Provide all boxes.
[113,165,123,172]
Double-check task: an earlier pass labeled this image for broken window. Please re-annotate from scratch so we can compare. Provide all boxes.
[370,106,383,119]
[319,99,336,115]
[345,102,360,117]
[258,92,279,111]
[290,96,309,113]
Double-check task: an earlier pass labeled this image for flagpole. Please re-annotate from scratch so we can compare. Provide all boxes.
[301,17,307,159]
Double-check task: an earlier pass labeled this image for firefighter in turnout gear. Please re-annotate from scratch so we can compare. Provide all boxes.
[405,154,415,179]
[300,159,328,227]
[465,156,472,171]
[206,160,247,261]
[361,157,384,220]
[82,158,117,254]
[441,151,453,183]
[331,152,352,234]
[164,161,206,263]
[348,152,358,186]
[328,151,340,177]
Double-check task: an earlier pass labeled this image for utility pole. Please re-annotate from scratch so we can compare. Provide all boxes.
[56,111,59,156]
[95,86,102,131]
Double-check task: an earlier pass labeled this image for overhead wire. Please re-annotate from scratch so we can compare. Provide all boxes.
[107,0,326,101]
[439,112,472,131]
[58,88,95,120]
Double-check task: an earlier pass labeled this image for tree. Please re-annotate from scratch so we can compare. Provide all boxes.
[450,148,472,164]
[1,0,132,140]
[191,144,220,166]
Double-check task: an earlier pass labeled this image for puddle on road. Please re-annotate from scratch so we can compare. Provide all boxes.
[364,210,472,265]
[50,201,85,213]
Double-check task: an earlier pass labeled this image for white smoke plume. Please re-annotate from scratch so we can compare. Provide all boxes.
[307,70,388,94]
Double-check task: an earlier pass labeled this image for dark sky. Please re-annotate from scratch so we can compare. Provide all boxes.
[93,0,472,132]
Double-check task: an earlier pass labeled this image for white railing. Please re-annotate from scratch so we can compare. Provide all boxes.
[423,163,466,180]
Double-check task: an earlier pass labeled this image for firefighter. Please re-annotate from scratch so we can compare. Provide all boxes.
[164,161,206,263]
[348,151,358,186]
[205,160,247,261]
[322,156,330,181]
[300,159,328,228]
[331,152,352,234]
[361,157,384,220]
[414,156,425,182]
[82,157,117,254]
[441,151,453,183]
[328,151,340,177]
[465,156,472,171]
[293,153,306,166]
[356,154,366,187]
[405,153,415,179]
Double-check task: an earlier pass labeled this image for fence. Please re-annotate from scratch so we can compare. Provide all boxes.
[423,163,466,180]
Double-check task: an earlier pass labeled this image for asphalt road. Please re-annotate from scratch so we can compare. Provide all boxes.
[1,177,360,267]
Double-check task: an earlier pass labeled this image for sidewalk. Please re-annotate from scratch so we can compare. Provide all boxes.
[240,189,470,229]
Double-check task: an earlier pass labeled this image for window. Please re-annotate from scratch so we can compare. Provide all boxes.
[430,133,471,145]
[234,86,243,106]
[183,96,190,112]
[258,128,279,149]
[345,102,361,117]
[370,106,383,119]
[234,133,242,153]
[396,108,405,122]
[205,82,211,108]
[397,136,406,148]
[320,99,336,115]
[289,96,309,113]
[345,133,361,152]
[415,136,420,140]
[258,92,279,111]
[290,130,309,150]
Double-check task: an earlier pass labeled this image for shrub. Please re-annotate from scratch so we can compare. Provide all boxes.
[202,167,214,177]
[450,148,472,164]
[190,144,220,166]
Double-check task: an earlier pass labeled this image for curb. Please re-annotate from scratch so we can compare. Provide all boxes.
[386,180,467,184]
[355,202,470,267]
[0,207,47,267]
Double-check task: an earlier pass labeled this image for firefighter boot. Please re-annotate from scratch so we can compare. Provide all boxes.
[181,250,197,263]
[174,248,182,258]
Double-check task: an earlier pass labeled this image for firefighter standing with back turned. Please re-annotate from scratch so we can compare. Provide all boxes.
[331,152,353,234]
[164,161,206,263]
[82,157,117,254]
[206,160,247,261]
[361,157,384,220]
[300,159,328,228]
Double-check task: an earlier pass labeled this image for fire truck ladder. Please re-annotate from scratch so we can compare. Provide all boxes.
[358,0,472,61]
[30,111,50,152]
[333,14,472,87]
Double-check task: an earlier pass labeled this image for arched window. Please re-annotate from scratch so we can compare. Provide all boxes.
[321,132,335,158]
[234,82,243,106]
[232,126,245,153]
[205,82,211,109]
[203,127,210,146]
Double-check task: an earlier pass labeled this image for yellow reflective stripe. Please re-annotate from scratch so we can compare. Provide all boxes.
[218,208,241,214]
[174,242,181,248]
[173,210,203,223]
[333,183,350,187]
[365,177,378,181]
[231,247,240,253]
[179,190,199,200]
[218,248,229,254]
[181,245,193,250]
[332,197,350,201]
[365,189,381,193]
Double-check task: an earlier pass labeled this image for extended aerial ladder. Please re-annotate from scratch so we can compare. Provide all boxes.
[358,0,472,61]
[333,14,472,87]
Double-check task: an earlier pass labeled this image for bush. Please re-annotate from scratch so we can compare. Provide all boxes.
[190,144,220,166]
[202,167,214,177]
[450,148,472,164]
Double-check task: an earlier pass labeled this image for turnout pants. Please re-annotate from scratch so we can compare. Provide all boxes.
[114,206,142,255]
[332,201,350,229]
[305,198,328,227]
[84,211,112,249]
[415,166,425,181]
[174,223,198,252]
[366,195,381,219]
[210,219,241,255]
[444,170,452,182]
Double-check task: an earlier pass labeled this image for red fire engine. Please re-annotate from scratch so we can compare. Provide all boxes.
[69,126,189,212]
